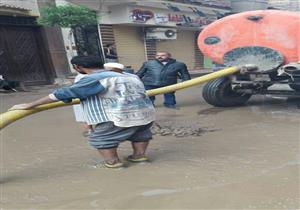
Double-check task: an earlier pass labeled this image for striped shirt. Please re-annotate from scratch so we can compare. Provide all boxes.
[49,70,155,127]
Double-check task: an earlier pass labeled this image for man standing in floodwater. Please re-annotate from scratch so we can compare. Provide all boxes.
[9,56,155,169]
[136,51,191,109]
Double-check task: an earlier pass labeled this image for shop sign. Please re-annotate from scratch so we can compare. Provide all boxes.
[154,13,169,24]
[168,14,184,23]
[163,0,231,10]
[131,9,154,23]
[168,13,215,27]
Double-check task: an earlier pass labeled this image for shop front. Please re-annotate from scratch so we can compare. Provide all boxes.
[99,1,230,71]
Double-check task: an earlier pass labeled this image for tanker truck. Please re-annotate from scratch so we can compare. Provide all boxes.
[198,10,300,107]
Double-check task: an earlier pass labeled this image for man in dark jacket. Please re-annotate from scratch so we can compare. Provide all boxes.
[136,51,191,109]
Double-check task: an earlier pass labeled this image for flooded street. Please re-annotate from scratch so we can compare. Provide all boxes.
[1,85,299,209]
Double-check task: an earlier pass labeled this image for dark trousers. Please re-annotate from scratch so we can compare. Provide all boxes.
[145,85,176,106]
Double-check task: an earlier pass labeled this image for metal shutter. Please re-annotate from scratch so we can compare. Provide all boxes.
[113,25,146,71]
[156,30,195,70]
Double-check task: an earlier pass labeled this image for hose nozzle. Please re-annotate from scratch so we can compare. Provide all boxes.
[240,64,258,74]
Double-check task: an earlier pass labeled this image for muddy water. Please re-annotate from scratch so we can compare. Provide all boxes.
[0,86,299,209]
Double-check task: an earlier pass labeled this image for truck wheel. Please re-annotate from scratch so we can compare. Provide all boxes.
[289,84,300,91]
[202,77,252,107]
[289,78,300,91]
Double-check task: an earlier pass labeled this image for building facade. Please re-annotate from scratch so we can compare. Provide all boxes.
[67,0,231,71]
[0,0,75,85]
[5,0,297,84]
[268,0,300,11]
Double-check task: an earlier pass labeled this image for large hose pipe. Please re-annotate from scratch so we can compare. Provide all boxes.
[0,66,243,130]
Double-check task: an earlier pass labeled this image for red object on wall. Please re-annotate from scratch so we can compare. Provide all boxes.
[132,9,154,23]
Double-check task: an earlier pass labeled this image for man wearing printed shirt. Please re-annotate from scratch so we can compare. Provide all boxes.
[9,56,155,169]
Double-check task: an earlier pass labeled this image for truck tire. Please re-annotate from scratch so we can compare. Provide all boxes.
[289,84,300,91]
[202,77,252,107]
[289,79,300,91]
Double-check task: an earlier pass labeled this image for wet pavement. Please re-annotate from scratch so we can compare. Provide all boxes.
[0,85,299,209]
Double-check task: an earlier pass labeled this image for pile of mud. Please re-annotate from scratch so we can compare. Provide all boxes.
[151,120,219,138]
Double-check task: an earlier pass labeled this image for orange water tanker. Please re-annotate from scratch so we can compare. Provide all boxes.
[198,10,300,65]
[198,10,300,107]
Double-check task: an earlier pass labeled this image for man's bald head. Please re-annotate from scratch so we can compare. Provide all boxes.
[155,51,171,62]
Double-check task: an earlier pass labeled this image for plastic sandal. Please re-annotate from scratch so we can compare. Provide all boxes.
[127,155,149,163]
[104,162,124,169]
[82,130,92,137]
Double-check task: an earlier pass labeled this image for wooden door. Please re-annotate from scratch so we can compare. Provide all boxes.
[0,26,51,85]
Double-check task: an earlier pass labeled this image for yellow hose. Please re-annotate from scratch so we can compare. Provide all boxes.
[147,66,240,96]
[0,66,240,130]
